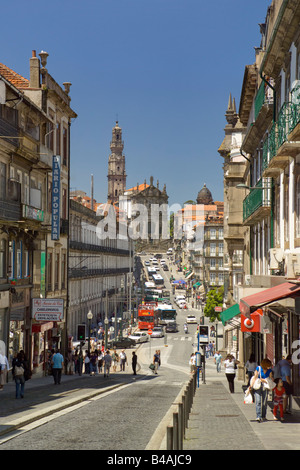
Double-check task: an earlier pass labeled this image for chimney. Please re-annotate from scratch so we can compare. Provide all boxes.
[30,50,40,88]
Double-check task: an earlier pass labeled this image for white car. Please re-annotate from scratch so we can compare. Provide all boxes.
[129,332,149,343]
[186,315,197,324]
[151,326,164,338]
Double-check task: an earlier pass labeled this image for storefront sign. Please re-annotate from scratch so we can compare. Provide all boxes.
[22,204,44,221]
[32,298,64,322]
[51,155,61,240]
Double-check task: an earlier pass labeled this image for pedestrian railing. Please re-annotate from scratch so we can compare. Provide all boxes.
[166,372,197,450]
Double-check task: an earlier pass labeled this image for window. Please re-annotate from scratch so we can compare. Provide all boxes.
[8,241,14,279]
[47,252,53,291]
[16,241,22,278]
[296,176,300,238]
[0,162,6,199]
[210,258,216,269]
[62,126,68,166]
[46,116,54,151]
[210,243,216,256]
[210,228,216,239]
[56,122,61,156]
[61,253,66,289]
[0,239,6,278]
[55,253,59,290]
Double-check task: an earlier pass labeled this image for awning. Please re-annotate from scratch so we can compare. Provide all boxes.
[220,303,240,326]
[193,281,201,288]
[185,271,194,280]
[239,281,300,317]
[185,270,192,277]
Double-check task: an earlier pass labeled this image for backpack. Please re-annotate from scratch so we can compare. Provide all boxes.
[273,363,282,379]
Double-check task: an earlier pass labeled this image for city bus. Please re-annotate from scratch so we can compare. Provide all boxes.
[138,303,159,330]
[152,274,164,286]
[158,308,177,325]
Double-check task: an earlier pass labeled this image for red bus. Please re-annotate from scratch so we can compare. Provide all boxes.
[138,303,158,330]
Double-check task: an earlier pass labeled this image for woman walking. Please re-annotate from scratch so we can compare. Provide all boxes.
[12,352,26,399]
[251,358,273,422]
[224,354,239,393]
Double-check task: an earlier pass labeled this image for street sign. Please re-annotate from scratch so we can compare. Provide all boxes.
[148,329,153,335]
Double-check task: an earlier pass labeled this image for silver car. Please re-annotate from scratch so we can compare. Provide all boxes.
[128,332,149,343]
[151,327,164,338]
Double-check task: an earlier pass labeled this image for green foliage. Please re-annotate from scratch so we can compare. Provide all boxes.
[204,286,224,322]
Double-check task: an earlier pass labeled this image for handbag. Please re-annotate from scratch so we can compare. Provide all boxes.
[252,378,262,390]
[244,389,253,404]
[263,377,276,390]
[149,363,155,371]
[14,365,24,377]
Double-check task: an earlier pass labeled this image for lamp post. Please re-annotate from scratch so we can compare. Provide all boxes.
[87,310,93,356]
[104,317,109,350]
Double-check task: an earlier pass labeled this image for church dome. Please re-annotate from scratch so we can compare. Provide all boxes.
[196,184,214,205]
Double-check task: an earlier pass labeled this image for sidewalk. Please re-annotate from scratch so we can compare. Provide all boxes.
[183,357,300,450]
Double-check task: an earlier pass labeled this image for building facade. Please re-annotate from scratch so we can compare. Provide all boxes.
[0,50,76,374]
[69,198,134,340]
[220,1,300,398]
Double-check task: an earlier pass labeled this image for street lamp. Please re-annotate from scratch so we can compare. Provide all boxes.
[104,317,109,350]
[87,310,93,356]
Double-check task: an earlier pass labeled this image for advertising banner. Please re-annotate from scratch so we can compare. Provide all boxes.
[51,155,61,240]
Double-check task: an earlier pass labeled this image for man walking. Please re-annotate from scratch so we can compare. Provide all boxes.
[214,351,222,372]
[103,350,112,378]
[132,351,137,375]
[51,349,64,385]
[119,350,127,371]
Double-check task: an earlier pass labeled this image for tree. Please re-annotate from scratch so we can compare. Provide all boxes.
[204,286,224,322]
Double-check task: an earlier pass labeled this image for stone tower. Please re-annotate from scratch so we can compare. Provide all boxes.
[107,121,127,204]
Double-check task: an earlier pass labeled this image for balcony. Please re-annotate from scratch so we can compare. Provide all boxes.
[263,98,300,177]
[0,105,19,147]
[0,180,21,221]
[243,179,272,225]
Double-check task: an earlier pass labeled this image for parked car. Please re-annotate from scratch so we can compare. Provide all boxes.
[128,332,149,343]
[163,264,169,271]
[151,326,164,338]
[165,322,178,333]
[186,315,197,324]
[108,337,136,349]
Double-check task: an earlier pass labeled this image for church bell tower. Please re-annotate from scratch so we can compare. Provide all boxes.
[107,121,127,205]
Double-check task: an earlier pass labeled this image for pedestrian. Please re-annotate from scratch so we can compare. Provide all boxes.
[153,350,160,375]
[12,352,26,398]
[84,351,90,374]
[119,350,127,371]
[66,349,74,375]
[251,358,273,422]
[97,349,103,374]
[112,349,119,372]
[245,353,257,386]
[89,351,98,375]
[51,349,64,385]
[132,351,137,375]
[189,353,196,374]
[75,350,83,375]
[103,350,112,378]
[214,351,222,373]
[273,378,286,422]
[224,354,239,393]
[277,354,293,414]
[0,351,9,391]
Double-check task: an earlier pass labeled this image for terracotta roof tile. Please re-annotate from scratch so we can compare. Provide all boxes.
[0,63,29,89]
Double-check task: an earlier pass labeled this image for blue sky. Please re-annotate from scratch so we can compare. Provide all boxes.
[1,0,270,207]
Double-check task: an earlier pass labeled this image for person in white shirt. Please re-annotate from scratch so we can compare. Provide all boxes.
[0,353,9,390]
[224,354,239,393]
[119,350,127,371]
